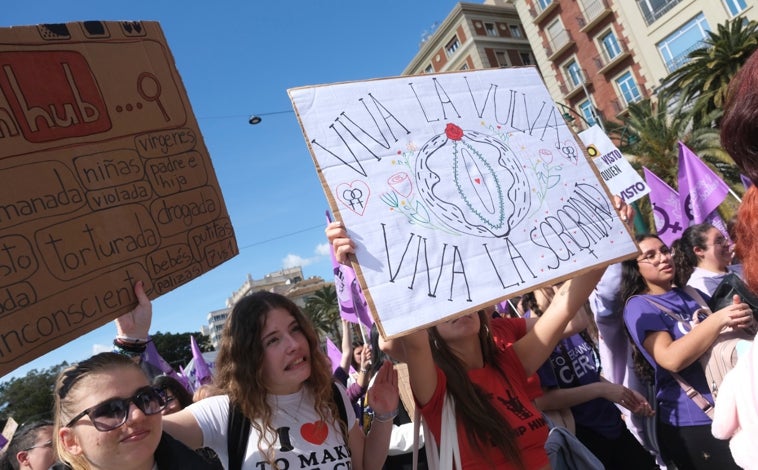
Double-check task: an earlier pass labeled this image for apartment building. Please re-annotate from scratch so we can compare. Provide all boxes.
[206,266,329,349]
[407,0,756,131]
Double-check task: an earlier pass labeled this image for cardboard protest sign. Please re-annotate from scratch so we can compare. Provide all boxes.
[578,125,649,203]
[0,21,237,376]
[289,67,637,338]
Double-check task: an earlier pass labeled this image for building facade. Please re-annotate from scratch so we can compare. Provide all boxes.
[407,0,756,131]
[206,266,330,349]
[506,0,757,129]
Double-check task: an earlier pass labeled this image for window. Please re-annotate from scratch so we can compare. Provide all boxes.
[578,100,597,126]
[600,30,622,61]
[496,51,508,67]
[723,0,747,17]
[509,25,522,38]
[564,60,583,88]
[657,13,710,73]
[546,18,569,51]
[485,23,498,37]
[537,0,553,11]
[460,63,470,70]
[424,64,434,74]
[637,0,683,25]
[616,71,642,105]
[446,36,461,57]
[520,52,533,65]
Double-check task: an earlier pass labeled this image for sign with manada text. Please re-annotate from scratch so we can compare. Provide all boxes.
[289,67,637,338]
[0,21,237,376]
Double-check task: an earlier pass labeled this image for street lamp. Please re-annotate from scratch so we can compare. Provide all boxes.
[248,110,294,125]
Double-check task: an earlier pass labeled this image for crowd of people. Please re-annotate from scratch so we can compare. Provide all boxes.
[2,44,758,470]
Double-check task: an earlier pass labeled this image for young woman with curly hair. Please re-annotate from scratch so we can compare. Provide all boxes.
[115,282,398,470]
[671,223,741,295]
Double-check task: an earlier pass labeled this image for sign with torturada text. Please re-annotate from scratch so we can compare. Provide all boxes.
[0,21,237,376]
[289,67,637,338]
[578,125,649,204]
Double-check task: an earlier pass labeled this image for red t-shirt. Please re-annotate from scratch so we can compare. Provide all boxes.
[491,317,543,400]
[420,319,550,469]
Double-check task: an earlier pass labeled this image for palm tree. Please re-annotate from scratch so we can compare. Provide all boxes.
[304,285,340,340]
[661,16,758,127]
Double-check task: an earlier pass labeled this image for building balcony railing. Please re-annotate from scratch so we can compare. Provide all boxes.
[530,0,560,24]
[577,0,613,32]
[594,42,631,75]
[559,75,590,101]
[663,41,706,73]
[638,0,683,26]
[546,29,573,61]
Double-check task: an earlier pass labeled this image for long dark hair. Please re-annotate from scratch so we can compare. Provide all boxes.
[618,234,662,384]
[427,311,525,470]
[672,223,712,287]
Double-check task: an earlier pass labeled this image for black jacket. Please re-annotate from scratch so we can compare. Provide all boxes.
[155,431,220,469]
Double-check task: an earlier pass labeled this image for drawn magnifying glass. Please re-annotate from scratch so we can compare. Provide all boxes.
[137,72,170,121]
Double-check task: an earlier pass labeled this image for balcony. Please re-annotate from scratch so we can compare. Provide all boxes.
[594,42,631,75]
[577,0,613,33]
[638,0,683,26]
[546,30,573,61]
[559,75,590,101]
[663,41,706,73]
[530,0,560,24]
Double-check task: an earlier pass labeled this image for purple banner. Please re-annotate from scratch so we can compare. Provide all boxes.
[643,167,685,246]
[678,142,729,224]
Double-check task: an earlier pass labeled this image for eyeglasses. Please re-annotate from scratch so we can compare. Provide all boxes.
[637,245,672,265]
[22,440,52,451]
[65,386,166,432]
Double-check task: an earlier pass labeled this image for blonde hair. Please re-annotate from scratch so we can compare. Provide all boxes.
[53,353,144,470]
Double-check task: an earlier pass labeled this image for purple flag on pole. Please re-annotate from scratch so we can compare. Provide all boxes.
[143,341,193,393]
[677,142,729,225]
[325,337,342,374]
[643,167,685,246]
[190,335,212,387]
[741,174,753,190]
[326,211,374,328]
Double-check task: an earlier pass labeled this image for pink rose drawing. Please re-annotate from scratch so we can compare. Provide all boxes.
[387,172,413,198]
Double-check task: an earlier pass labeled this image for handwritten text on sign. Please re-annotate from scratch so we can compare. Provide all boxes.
[290,67,636,337]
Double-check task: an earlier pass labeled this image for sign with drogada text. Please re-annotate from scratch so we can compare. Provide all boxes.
[0,21,237,376]
[289,67,637,338]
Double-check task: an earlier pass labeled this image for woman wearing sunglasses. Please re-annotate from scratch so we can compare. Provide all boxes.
[621,234,752,469]
[53,352,216,470]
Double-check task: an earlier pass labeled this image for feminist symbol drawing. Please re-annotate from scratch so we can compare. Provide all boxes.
[413,123,531,238]
[336,181,370,216]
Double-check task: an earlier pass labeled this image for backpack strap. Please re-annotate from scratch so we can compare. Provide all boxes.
[637,294,715,419]
[227,400,251,470]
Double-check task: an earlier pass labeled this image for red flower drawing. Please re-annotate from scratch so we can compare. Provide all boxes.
[445,123,463,141]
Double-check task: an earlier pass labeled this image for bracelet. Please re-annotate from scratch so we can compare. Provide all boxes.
[360,368,368,373]
[116,334,149,344]
[113,338,149,355]
[373,408,398,423]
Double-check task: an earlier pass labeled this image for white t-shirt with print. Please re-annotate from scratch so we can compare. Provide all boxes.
[188,385,356,470]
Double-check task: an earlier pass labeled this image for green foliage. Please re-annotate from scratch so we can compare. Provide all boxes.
[0,362,67,428]
[661,16,758,127]
[150,331,213,369]
[303,284,340,342]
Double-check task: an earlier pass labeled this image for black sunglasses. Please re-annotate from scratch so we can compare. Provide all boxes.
[65,386,166,432]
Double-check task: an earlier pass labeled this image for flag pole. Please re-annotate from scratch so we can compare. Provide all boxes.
[728,187,742,204]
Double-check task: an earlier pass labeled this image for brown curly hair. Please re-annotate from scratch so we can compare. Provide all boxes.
[214,291,344,467]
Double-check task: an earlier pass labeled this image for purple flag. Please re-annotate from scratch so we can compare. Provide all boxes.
[741,174,753,190]
[143,341,193,393]
[643,167,685,246]
[326,211,374,329]
[677,142,729,224]
[190,335,212,387]
[325,337,342,374]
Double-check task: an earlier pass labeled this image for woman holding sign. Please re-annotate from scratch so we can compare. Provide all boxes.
[113,283,398,470]
[326,197,632,470]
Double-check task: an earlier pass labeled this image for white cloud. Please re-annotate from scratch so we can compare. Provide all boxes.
[315,242,330,256]
[92,343,112,354]
[282,242,331,269]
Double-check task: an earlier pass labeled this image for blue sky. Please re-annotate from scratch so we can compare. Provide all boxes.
[2,0,463,380]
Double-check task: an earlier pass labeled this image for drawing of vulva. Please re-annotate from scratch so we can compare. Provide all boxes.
[414,123,531,238]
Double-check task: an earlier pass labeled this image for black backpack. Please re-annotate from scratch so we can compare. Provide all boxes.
[226,382,348,470]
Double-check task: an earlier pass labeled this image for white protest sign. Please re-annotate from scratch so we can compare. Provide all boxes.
[578,125,649,203]
[289,68,637,337]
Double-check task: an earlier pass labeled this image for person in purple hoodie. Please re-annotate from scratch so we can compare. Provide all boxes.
[523,287,658,469]
[621,233,752,469]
